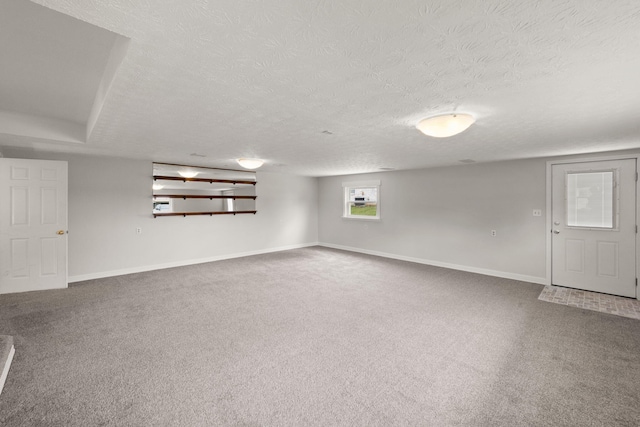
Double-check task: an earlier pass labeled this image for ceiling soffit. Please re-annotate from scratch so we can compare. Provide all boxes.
[0,1,128,144]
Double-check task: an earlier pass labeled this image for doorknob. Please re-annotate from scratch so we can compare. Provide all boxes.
[56,230,65,235]
[553,230,560,234]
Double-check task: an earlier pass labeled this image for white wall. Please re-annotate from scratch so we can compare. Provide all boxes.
[318,159,548,283]
[2,149,319,281]
[6,147,638,286]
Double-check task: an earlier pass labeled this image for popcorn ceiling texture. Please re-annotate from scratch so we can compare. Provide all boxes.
[8,0,640,175]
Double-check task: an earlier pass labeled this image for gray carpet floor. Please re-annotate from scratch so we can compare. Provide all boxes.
[0,247,639,426]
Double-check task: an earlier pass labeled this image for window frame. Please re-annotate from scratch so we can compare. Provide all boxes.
[342,180,381,220]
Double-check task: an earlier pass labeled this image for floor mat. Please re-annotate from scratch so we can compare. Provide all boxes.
[538,286,640,320]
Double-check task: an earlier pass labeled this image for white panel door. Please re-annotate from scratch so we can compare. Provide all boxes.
[551,159,636,297]
[0,159,68,294]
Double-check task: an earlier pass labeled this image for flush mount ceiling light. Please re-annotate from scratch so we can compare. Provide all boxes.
[416,113,475,138]
[178,171,199,178]
[236,158,264,169]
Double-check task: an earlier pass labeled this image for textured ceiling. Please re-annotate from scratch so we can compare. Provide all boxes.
[1,0,640,176]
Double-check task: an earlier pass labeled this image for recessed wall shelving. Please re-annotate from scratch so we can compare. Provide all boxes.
[152,162,257,218]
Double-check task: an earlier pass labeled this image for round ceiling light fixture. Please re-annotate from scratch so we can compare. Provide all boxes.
[236,158,264,169]
[178,171,199,178]
[416,113,475,138]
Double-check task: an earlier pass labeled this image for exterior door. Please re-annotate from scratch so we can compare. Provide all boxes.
[0,158,68,294]
[551,159,636,298]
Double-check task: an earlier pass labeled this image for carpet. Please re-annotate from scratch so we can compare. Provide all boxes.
[1,247,639,426]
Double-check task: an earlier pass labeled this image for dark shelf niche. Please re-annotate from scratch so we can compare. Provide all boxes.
[153,175,256,186]
[153,211,257,218]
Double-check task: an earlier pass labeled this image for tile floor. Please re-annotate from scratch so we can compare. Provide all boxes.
[538,285,640,320]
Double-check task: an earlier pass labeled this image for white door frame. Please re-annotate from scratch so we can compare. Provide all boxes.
[546,153,639,300]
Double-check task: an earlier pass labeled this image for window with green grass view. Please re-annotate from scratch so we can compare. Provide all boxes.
[343,181,380,219]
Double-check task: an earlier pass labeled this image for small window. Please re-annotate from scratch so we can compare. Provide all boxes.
[566,170,616,229]
[343,180,380,219]
[153,198,172,213]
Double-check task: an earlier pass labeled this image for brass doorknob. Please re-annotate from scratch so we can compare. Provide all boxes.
[57,230,65,235]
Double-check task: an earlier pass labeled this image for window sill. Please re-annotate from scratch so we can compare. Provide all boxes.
[342,216,381,221]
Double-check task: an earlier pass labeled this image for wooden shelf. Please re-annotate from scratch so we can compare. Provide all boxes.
[153,175,256,185]
[152,163,257,218]
[153,210,257,218]
[153,194,257,200]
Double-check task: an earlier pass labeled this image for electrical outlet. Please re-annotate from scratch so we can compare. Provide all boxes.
[533,209,542,217]
[136,227,142,234]
[491,230,497,237]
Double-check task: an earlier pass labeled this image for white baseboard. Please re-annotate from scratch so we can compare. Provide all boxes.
[0,345,15,397]
[318,242,547,285]
[68,242,320,283]
[69,241,546,285]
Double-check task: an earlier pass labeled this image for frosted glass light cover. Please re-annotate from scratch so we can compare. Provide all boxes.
[416,113,475,137]
[178,171,199,178]
[236,158,264,169]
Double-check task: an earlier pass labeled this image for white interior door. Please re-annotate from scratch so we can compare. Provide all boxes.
[551,159,636,298]
[0,158,68,294]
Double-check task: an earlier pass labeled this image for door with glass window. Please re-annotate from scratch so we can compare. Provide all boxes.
[551,159,636,297]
